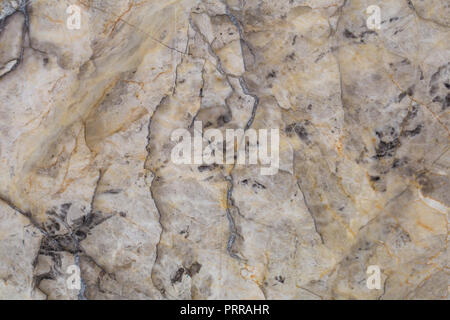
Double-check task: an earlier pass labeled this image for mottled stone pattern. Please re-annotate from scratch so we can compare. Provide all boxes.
[0,0,448,300]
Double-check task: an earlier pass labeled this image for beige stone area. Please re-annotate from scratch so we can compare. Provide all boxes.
[0,0,448,300]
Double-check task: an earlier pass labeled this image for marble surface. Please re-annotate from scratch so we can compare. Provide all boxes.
[0,0,448,300]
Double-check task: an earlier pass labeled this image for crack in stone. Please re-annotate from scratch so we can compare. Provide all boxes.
[188,14,227,76]
[239,77,259,130]
[144,95,169,298]
[0,194,46,234]
[23,170,115,299]
[406,0,449,28]
[221,1,256,69]
[74,253,87,300]
[296,182,325,245]
[77,0,190,56]
[225,175,244,261]
[0,2,28,79]
[188,5,262,262]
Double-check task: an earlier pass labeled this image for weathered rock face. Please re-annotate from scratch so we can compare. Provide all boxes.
[0,0,448,300]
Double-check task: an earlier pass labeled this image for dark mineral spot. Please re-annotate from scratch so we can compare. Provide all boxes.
[217,114,231,126]
[343,29,357,39]
[186,262,202,277]
[432,96,442,103]
[104,189,122,194]
[198,164,217,172]
[417,174,433,194]
[171,267,185,284]
[61,203,72,211]
[392,157,408,168]
[267,70,277,78]
[402,124,422,137]
[406,86,414,96]
[286,52,296,60]
[429,84,438,96]
[375,138,400,158]
[286,123,309,142]
[75,230,86,240]
[252,181,266,190]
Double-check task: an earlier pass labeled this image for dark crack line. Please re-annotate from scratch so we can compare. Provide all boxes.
[75,253,87,300]
[188,15,227,76]
[406,0,449,29]
[145,95,168,298]
[239,77,259,130]
[78,0,190,56]
[0,2,29,80]
[221,0,256,68]
[189,60,207,129]
[189,6,261,261]
[0,194,48,236]
[29,170,112,299]
[225,175,243,261]
[296,181,325,244]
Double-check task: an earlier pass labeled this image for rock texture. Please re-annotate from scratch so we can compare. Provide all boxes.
[0,0,448,300]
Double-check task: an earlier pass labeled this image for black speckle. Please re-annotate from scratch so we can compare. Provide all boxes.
[286,123,309,142]
[343,29,357,39]
[406,86,414,96]
[375,138,400,158]
[406,0,415,10]
[104,189,122,194]
[286,52,296,60]
[171,268,185,284]
[275,275,285,284]
[46,209,58,217]
[405,105,418,120]
[217,114,231,126]
[393,157,408,168]
[186,262,202,277]
[61,203,72,211]
[198,164,217,172]
[294,125,308,141]
[417,174,433,194]
[74,230,86,240]
[267,70,277,78]
[252,181,266,190]
[402,124,422,137]
[432,96,442,103]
